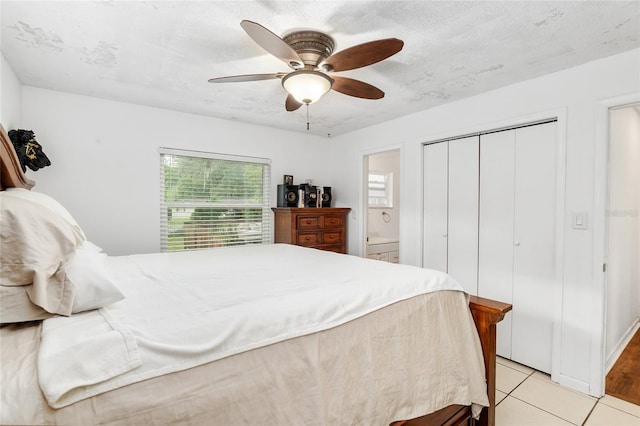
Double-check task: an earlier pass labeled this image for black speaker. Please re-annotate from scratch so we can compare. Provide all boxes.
[277,184,299,207]
[321,187,332,207]
[300,184,318,208]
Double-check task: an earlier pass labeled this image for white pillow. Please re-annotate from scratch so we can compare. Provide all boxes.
[68,241,124,313]
[0,241,124,323]
[3,188,86,239]
[0,193,84,316]
[0,285,54,323]
[0,190,122,322]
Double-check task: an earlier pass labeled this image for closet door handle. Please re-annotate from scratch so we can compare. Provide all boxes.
[442,233,448,237]
[514,241,521,247]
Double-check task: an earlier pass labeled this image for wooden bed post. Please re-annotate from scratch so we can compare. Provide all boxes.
[468,295,512,426]
[0,123,35,190]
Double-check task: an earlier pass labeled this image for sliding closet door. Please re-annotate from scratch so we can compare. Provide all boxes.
[478,130,516,359]
[447,136,479,295]
[511,122,557,373]
[423,142,448,272]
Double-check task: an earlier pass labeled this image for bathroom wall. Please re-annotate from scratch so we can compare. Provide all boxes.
[366,149,400,242]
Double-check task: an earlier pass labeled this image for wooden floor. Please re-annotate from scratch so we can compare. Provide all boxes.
[605,328,640,406]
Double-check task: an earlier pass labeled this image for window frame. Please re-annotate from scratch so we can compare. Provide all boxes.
[368,170,393,208]
[159,147,272,252]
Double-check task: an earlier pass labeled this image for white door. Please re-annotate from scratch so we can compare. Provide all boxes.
[448,136,480,295]
[423,142,448,272]
[478,130,516,359]
[478,121,557,371]
[511,123,557,373]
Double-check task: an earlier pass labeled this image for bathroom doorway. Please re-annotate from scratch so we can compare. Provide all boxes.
[363,149,400,263]
[603,103,640,397]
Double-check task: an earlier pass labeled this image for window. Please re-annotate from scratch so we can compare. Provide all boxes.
[368,171,393,207]
[160,148,271,252]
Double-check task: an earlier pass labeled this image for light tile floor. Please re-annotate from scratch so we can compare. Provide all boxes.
[495,357,640,425]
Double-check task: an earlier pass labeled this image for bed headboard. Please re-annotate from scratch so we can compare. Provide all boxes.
[0,123,34,191]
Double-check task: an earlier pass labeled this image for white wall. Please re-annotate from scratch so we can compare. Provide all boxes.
[1,53,22,130]
[330,48,640,396]
[20,87,334,255]
[605,106,640,367]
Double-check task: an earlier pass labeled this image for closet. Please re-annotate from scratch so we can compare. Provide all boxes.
[423,136,479,295]
[422,121,558,373]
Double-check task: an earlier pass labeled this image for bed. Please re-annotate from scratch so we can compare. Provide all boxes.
[0,123,510,426]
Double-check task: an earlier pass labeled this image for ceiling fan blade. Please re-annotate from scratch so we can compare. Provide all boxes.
[331,76,384,99]
[240,20,303,69]
[208,73,285,83]
[285,94,303,111]
[322,38,403,72]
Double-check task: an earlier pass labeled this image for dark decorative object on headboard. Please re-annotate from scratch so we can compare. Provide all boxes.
[8,129,51,172]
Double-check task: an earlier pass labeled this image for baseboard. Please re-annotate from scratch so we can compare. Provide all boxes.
[605,318,640,374]
[555,374,591,395]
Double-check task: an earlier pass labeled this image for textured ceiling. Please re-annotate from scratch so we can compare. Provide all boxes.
[1,1,639,136]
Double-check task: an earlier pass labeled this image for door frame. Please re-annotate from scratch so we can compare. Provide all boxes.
[361,145,402,260]
[592,92,640,397]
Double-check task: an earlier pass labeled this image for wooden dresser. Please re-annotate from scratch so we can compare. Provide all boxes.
[272,208,350,254]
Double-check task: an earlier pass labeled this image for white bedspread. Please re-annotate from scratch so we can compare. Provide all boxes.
[38,244,463,408]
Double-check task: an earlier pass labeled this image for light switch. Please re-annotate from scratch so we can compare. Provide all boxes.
[572,212,588,230]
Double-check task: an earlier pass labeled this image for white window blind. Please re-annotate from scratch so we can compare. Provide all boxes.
[368,171,393,207]
[160,148,271,252]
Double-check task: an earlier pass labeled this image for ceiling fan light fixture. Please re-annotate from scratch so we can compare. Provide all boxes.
[282,70,333,104]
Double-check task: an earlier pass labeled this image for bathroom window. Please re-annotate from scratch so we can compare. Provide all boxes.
[368,171,393,207]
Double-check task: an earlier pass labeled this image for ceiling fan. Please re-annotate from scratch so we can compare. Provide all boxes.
[208,20,404,112]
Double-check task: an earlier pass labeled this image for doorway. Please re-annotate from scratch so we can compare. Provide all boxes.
[363,149,400,263]
[604,104,640,384]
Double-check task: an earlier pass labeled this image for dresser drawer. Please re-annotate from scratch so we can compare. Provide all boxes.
[272,208,351,254]
[322,231,341,244]
[297,216,320,229]
[322,215,343,228]
[322,245,343,253]
[297,232,319,245]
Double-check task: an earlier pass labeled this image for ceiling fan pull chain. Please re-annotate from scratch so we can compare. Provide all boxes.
[306,104,310,131]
